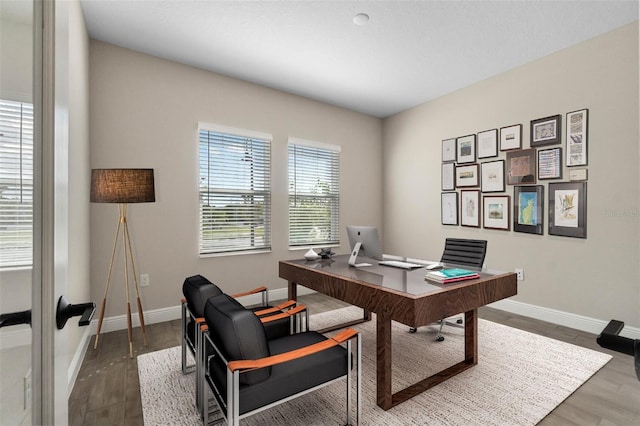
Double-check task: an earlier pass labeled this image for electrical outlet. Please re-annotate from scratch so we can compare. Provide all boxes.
[515,269,524,281]
[140,274,150,287]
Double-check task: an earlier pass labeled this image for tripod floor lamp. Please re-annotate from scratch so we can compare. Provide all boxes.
[91,168,155,358]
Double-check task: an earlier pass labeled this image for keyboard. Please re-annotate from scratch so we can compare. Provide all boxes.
[378,260,424,270]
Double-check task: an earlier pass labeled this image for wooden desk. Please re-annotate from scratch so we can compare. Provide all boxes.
[280,255,517,410]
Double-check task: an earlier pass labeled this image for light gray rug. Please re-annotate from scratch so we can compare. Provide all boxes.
[138,306,611,425]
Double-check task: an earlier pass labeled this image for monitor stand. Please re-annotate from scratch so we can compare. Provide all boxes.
[348,242,372,267]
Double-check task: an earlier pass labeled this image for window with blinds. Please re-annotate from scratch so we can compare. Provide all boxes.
[198,125,271,255]
[288,139,340,248]
[0,99,34,269]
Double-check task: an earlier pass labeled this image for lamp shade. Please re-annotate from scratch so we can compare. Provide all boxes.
[90,169,155,203]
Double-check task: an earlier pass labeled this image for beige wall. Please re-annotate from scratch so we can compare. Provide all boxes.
[383,22,639,328]
[89,41,383,317]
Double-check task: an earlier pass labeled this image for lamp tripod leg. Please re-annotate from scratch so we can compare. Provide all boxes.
[94,216,122,350]
[124,220,147,346]
[122,204,134,358]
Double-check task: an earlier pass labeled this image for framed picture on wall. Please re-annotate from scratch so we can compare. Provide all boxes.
[483,195,510,230]
[441,192,459,225]
[506,149,536,185]
[460,190,480,227]
[441,163,455,190]
[442,138,457,162]
[456,134,476,163]
[566,109,588,166]
[480,160,505,193]
[477,129,498,159]
[500,124,522,151]
[514,185,544,235]
[548,181,587,238]
[530,114,561,147]
[455,163,479,187]
[538,147,562,180]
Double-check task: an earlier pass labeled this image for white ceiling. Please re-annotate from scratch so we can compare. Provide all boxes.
[79,0,638,118]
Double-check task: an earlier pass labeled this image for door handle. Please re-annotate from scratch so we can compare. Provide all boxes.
[0,310,32,328]
[56,295,96,330]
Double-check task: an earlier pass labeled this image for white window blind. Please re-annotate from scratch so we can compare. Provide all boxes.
[288,140,340,247]
[199,126,271,255]
[0,99,34,269]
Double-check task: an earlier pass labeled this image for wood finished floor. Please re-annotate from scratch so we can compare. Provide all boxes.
[69,293,640,425]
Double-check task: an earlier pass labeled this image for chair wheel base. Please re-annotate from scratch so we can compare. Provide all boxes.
[409,327,417,333]
[436,335,445,342]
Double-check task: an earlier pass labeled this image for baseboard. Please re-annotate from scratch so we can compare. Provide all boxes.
[488,299,640,340]
[7,287,637,399]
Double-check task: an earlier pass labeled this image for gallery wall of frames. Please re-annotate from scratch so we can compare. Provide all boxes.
[440,109,588,238]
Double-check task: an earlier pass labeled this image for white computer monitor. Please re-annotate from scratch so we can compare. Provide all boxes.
[347,225,383,267]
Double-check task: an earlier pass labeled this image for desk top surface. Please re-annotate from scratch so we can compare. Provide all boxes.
[281,254,512,296]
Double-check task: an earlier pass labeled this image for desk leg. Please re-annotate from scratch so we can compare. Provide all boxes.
[288,281,297,301]
[376,314,392,410]
[465,309,478,364]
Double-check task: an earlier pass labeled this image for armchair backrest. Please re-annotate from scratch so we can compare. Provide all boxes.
[441,238,487,268]
[204,294,271,385]
[183,274,223,317]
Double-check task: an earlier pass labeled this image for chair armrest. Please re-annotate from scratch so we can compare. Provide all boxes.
[227,328,358,372]
[230,286,268,299]
[259,305,306,324]
[253,300,296,316]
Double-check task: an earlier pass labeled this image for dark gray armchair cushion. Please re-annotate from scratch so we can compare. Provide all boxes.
[183,274,223,317]
[208,330,348,415]
[205,294,271,385]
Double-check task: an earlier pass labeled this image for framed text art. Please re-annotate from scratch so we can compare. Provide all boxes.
[538,147,562,180]
[441,192,459,225]
[480,160,505,193]
[442,138,456,162]
[500,124,522,151]
[442,163,455,191]
[461,190,480,228]
[530,114,561,147]
[566,109,588,166]
[456,134,476,163]
[548,181,587,238]
[514,185,544,235]
[455,163,479,188]
[483,195,510,231]
[477,129,498,159]
[506,149,536,185]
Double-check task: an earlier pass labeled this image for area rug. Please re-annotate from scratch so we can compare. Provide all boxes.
[138,306,611,425]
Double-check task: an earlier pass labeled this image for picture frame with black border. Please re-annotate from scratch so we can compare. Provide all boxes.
[442,138,456,162]
[548,181,587,238]
[441,162,455,191]
[460,190,480,228]
[441,192,459,225]
[507,149,536,185]
[483,195,510,231]
[500,124,522,151]
[566,109,588,166]
[514,185,544,235]
[538,147,562,180]
[477,128,498,159]
[530,114,561,147]
[480,159,505,193]
[455,163,479,188]
[456,134,476,163]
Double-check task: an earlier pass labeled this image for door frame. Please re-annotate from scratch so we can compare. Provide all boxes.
[32,0,56,423]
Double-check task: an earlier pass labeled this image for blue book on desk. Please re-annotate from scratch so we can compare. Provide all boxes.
[424,267,479,283]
